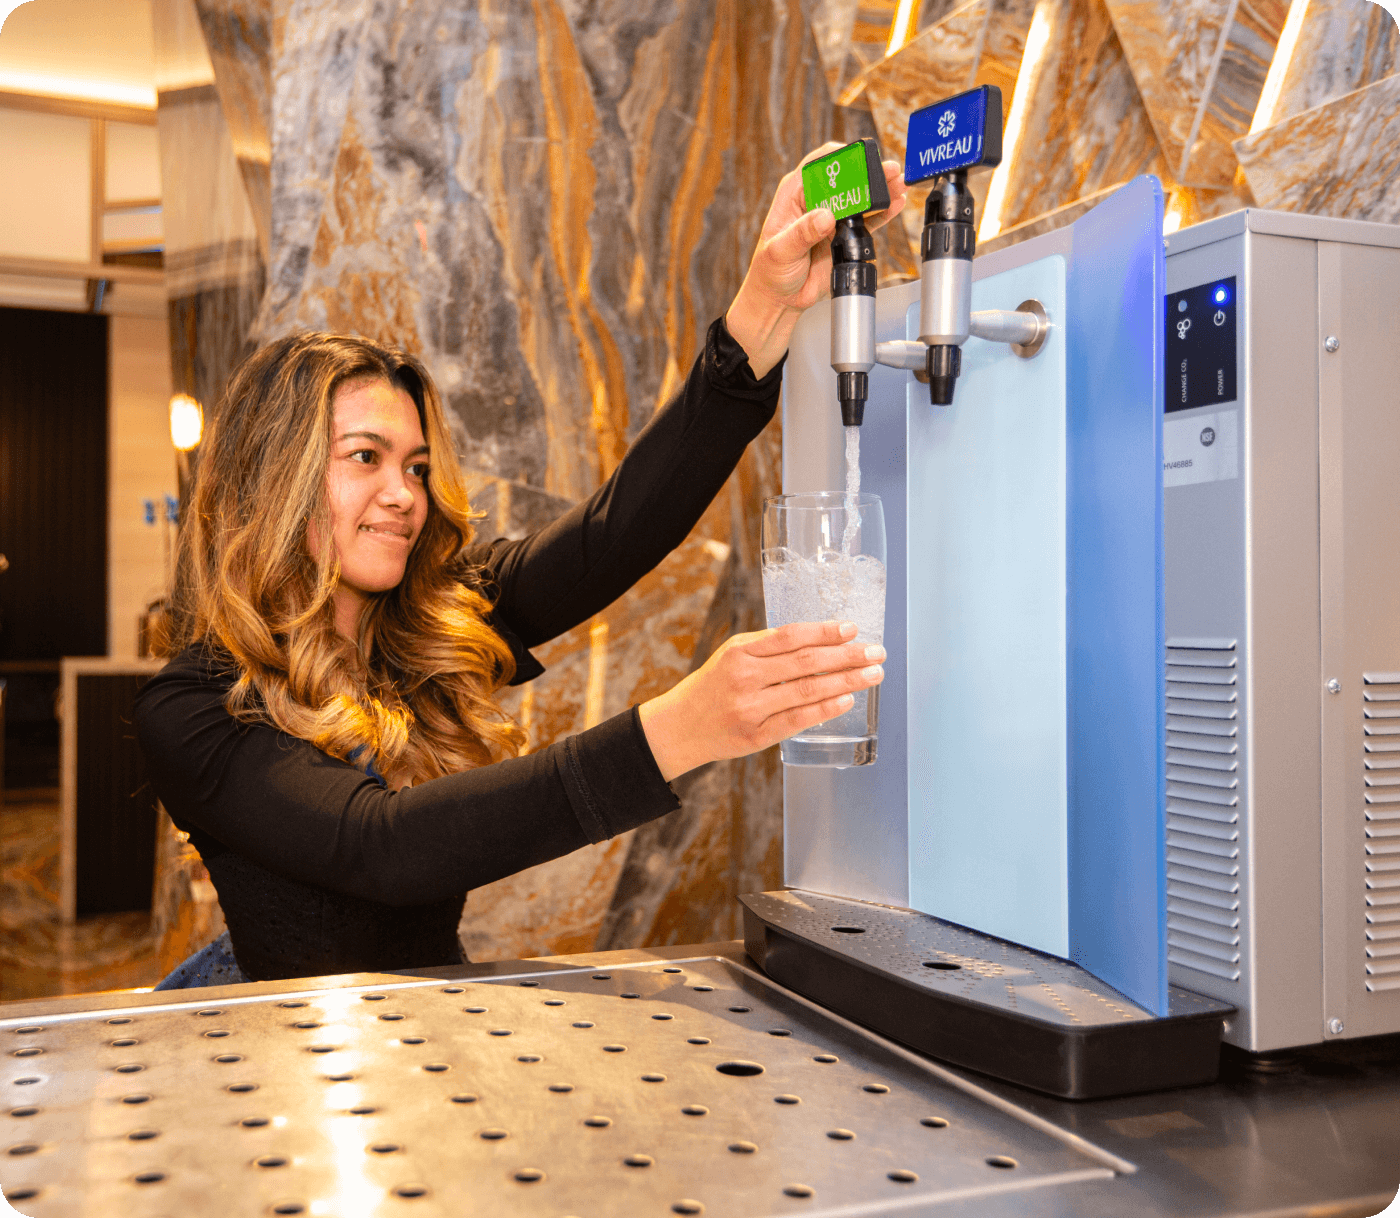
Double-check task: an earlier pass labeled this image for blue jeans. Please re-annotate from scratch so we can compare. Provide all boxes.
[153,930,251,989]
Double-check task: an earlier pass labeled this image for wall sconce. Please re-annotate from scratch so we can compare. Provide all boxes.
[169,393,203,451]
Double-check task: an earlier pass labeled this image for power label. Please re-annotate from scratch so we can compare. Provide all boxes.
[802,139,890,220]
[904,85,1003,184]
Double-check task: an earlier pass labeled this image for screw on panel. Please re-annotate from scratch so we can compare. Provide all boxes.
[1327,1017,1344,1035]
[1324,336,1340,352]
[1326,678,1341,694]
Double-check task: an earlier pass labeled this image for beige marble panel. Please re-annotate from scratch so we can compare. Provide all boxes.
[1234,71,1400,222]
[1269,0,1398,122]
[805,0,902,105]
[989,0,1162,234]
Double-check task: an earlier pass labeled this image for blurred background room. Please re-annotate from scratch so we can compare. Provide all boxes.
[0,0,1395,1002]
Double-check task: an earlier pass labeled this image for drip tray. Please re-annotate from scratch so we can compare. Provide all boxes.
[2,955,1134,1216]
[742,890,1234,1101]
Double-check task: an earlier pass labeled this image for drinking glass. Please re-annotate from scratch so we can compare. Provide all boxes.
[761,492,886,767]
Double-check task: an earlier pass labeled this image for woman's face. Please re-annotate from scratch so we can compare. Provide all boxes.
[321,377,431,605]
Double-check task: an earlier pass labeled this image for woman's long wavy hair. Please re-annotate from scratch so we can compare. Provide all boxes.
[158,331,525,783]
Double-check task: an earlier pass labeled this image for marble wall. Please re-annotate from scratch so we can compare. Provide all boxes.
[163,0,1398,968]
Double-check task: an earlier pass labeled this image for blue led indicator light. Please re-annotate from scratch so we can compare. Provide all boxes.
[1213,285,1228,303]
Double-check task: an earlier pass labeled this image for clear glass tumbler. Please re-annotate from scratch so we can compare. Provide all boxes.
[761,492,886,767]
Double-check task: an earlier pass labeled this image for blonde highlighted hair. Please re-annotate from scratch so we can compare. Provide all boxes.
[159,331,525,782]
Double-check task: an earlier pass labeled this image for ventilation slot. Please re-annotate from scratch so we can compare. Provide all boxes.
[1166,638,1241,983]
[1364,671,1400,992]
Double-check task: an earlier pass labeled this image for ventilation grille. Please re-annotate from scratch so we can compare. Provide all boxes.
[1165,638,1242,984]
[1364,671,1400,993]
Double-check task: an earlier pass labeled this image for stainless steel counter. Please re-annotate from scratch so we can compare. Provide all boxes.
[2,940,1396,1217]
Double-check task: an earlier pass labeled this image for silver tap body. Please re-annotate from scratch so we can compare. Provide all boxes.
[831,292,876,373]
[919,256,971,347]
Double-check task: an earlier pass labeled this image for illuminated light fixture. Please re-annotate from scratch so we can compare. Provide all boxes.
[0,68,157,108]
[1250,0,1310,135]
[886,0,919,56]
[169,394,204,451]
[1163,207,1184,235]
[978,0,1053,243]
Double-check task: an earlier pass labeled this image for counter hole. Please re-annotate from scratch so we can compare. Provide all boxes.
[548,1084,574,1093]
[479,1129,508,1140]
[681,1105,708,1116]
[133,1171,165,1184]
[326,1073,353,1082]
[813,1055,838,1064]
[651,1014,674,1021]
[360,995,387,1002]
[692,986,713,992]
[463,1007,487,1014]
[401,1037,426,1045]
[4,1189,40,1202]
[584,1116,611,1128]
[774,1094,800,1105]
[369,1143,401,1154]
[441,987,465,994]
[767,1029,791,1037]
[114,1064,144,1074]
[128,1129,159,1140]
[291,1022,319,1030]
[673,1201,704,1215]
[831,927,865,934]
[514,1168,544,1182]
[240,1117,269,1128]
[591,974,611,981]
[602,1045,626,1054]
[9,1108,39,1117]
[862,1084,889,1094]
[11,1049,41,1058]
[393,1186,429,1199]
[488,1029,512,1037]
[10,1028,43,1035]
[783,1184,814,1198]
[728,1141,756,1154]
[516,1055,541,1064]
[620,993,640,1000]
[271,1204,305,1215]
[827,1129,854,1140]
[728,1006,751,1014]
[986,1156,1017,1169]
[121,1095,150,1105]
[204,1030,231,1038]
[923,961,961,971]
[195,1010,223,1017]
[716,1061,763,1077]
[889,1169,918,1183]
[349,1106,376,1115]
[278,1001,308,1009]
[13,1079,40,1086]
[449,1094,478,1105]
[686,1037,710,1046]
[662,968,683,974]
[544,999,566,1007]
[376,1014,404,1022]
[214,1055,243,1064]
[110,1038,138,1048]
[254,1156,287,1168]
[227,1084,258,1093]
[423,1064,450,1073]
[624,1154,653,1167]
[518,981,539,988]
[7,1144,38,1155]
[641,1073,665,1083]
[921,1117,949,1128]
[573,1021,595,1029]
[107,1018,132,1025]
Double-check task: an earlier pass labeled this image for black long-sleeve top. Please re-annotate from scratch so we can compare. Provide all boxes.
[135,317,782,981]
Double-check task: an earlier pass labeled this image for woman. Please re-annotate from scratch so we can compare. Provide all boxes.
[137,148,906,987]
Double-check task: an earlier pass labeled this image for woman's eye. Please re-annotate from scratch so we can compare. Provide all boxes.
[349,449,376,465]
[408,462,430,480]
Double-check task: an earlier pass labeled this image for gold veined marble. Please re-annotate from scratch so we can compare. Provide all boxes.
[1268,0,1398,123]
[1106,0,1285,188]
[987,0,1161,234]
[194,0,273,260]
[1234,71,1400,221]
[806,0,903,106]
[1184,0,1288,184]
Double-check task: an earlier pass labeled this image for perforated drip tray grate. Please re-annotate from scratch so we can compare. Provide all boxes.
[2,955,1134,1217]
[742,891,1234,1101]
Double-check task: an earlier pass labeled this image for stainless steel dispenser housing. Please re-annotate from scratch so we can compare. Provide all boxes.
[1162,210,1400,1051]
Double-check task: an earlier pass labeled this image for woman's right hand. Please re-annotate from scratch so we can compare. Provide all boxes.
[637,621,885,782]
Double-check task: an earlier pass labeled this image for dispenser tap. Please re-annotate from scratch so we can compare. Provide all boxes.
[902,85,1004,405]
[802,138,891,427]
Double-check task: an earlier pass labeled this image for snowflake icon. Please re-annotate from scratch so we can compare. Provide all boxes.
[937,110,956,137]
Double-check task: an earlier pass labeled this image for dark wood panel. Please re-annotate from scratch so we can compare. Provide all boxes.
[74,673,157,917]
[0,305,109,661]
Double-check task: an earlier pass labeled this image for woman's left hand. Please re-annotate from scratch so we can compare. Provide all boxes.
[726,145,908,379]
